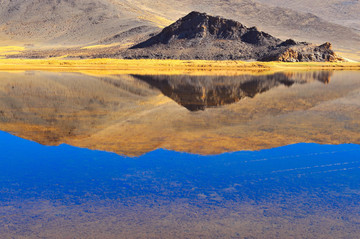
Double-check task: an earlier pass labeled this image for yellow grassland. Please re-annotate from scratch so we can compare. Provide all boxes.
[0,46,25,57]
[80,42,135,50]
[81,43,122,49]
[0,58,359,76]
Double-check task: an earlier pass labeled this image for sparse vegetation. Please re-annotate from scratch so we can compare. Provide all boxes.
[0,46,25,58]
[0,59,359,76]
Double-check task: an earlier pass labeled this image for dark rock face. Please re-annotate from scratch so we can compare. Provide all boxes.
[131,12,279,48]
[261,42,341,62]
[126,11,342,62]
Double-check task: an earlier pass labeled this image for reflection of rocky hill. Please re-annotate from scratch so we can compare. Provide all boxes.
[132,72,332,111]
[0,71,359,156]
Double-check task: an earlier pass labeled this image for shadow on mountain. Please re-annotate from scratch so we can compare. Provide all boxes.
[132,71,332,111]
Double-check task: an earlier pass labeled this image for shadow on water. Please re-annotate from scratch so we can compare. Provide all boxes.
[132,71,332,111]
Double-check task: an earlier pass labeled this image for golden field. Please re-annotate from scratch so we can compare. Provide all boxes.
[0,58,359,76]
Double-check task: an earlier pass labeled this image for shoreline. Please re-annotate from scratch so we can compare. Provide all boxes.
[0,58,359,75]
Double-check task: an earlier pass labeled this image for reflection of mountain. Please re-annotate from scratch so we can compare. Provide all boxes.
[0,71,359,156]
[133,72,332,111]
[0,72,158,145]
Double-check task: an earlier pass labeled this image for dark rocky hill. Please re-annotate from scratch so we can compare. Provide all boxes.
[126,12,342,62]
[131,11,280,47]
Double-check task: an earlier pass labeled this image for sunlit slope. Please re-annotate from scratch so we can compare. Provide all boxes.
[0,0,158,46]
[254,0,360,31]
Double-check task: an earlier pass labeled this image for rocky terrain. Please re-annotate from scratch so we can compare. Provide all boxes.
[0,0,359,60]
[124,12,342,61]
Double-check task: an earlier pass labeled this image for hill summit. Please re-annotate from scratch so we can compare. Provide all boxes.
[127,11,342,62]
[131,11,279,47]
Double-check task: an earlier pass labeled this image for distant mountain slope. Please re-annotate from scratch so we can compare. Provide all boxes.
[126,12,341,61]
[254,0,360,31]
[0,0,359,59]
[0,0,160,46]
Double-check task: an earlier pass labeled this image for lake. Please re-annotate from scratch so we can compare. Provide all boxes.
[0,70,360,238]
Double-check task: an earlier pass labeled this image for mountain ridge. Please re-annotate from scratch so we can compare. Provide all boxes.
[0,0,359,60]
[254,0,360,31]
[125,12,341,62]
[130,11,280,48]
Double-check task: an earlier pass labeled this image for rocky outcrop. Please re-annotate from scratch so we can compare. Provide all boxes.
[126,11,343,62]
[261,42,342,62]
[131,11,280,48]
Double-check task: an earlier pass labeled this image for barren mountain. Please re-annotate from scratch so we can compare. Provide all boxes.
[0,0,160,46]
[0,0,359,59]
[125,12,341,61]
[254,0,360,31]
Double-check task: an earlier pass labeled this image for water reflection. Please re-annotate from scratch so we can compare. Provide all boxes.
[0,69,360,238]
[1,131,360,238]
[0,70,359,156]
[133,71,332,111]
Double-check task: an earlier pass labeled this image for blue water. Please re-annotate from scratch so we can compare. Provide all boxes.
[1,70,360,237]
[1,131,360,237]
[1,130,360,208]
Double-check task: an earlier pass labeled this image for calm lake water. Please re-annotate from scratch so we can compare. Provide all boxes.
[0,70,360,238]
